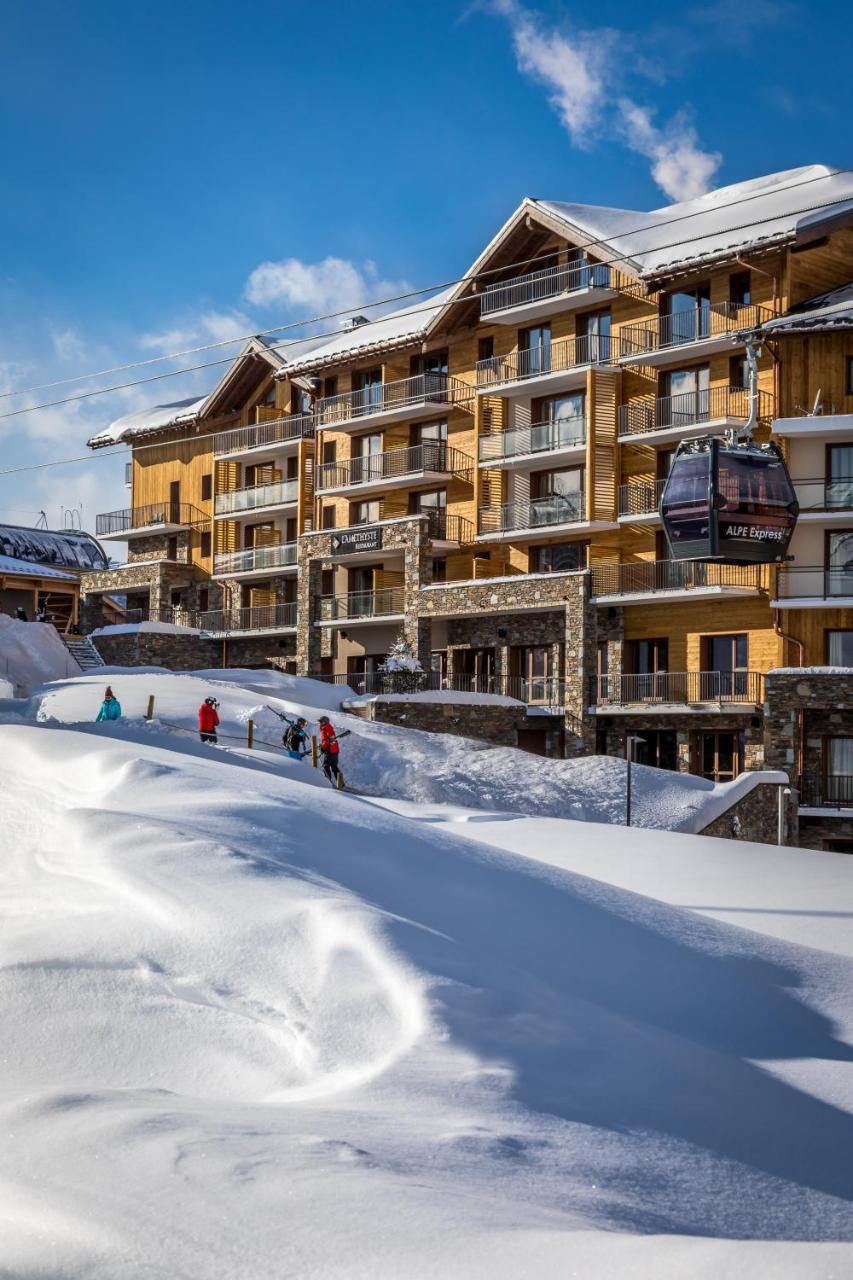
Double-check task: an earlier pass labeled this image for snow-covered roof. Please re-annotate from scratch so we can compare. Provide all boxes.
[0,525,109,573]
[534,164,853,279]
[88,395,207,448]
[280,289,455,375]
[760,281,853,335]
[0,554,78,581]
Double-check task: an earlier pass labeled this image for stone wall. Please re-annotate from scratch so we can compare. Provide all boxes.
[798,816,853,852]
[595,711,765,772]
[347,697,566,755]
[699,781,793,846]
[91,630,296,672]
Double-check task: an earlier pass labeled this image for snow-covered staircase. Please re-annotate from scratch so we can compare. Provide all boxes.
[61,634,105,671]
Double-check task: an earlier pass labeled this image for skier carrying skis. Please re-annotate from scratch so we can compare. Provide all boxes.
[198,696,220,744]
[96,686,122,722]
[318,716,350,786]
[266,707,311,761]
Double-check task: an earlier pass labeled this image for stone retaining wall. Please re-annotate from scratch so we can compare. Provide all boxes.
[346,697,566,756]
[91,630,296,672]
[699,782,793,845]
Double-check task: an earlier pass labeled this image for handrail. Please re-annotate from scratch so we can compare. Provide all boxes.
[319,587,406,621]
[95,502,207,536]
[591,670,764,707]
[197,602,298,633]
[213,542,297,575]
[476,333,619,390]
[800,774,853,808]
[478,492,586,535]
[311,669,567,707]
[618,479,666,517]
[618,386,774,436]
[619,301,773,356]
[774,566,853,599]
[480,259,616,316]
[315,372,473,427]
[478,416,586,463]
[214,479,298,515]
[591,560,765,597]
[213,414,315,456]
[791,477,853,511]
[316,442,471,492]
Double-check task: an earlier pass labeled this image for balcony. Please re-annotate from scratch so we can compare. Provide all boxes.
[791,477,853,521]
[476,334,619,397]
[197,602,297,636]
[619,302,773,367]
[213,414,315,460]
[315,373,472,431]
[480,260,620,325]
[590,670,763,710]
[214,479,298,518]
[212,542,298,578]
[478,416,586,470]
[478,492,588,539]
[618,479,665,521]
[316,443,471,497]
[591,559,766,602]
[772,566,853,607]
[799,774,853,810]
[95,502,206,540]
[618,386,774,445]
[772,413,853,439]
[318,587,405,625]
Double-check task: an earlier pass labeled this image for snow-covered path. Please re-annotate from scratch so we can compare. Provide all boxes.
[2,671,853,1277]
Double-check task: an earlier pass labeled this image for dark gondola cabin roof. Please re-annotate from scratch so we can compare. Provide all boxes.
[0,525,109,573]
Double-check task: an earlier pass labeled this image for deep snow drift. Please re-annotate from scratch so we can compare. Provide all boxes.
[1,667,853,1278]
[0,613,79,694]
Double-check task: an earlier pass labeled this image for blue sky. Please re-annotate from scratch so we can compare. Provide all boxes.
[0,0,849,528]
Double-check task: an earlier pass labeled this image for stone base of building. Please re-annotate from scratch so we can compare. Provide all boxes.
[796,815,853,852]
[698,782,794,846]
[344,695,568,756]
[91,630,296,672]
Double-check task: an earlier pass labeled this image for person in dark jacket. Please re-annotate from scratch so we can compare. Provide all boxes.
[283,716,310,761]
[96,686,122,721]
[198,696,220,744]
[15,606,27,622]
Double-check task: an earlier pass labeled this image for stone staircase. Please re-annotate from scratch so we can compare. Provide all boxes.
[62,634,105,671]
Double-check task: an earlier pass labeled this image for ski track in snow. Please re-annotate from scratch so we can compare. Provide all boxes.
[1,669,853,1277]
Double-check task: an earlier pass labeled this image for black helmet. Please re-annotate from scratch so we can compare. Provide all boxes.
[296,717,307,726]
[205,696,219,707]
[318,715,329,725]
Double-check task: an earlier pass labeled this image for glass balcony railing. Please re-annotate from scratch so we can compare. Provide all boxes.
[214,479,298,516]
[319,588,405,621]
[774,567,853,600]
[478,492,585,535]
[791,477,853,511]
[478,417,586,463]
[213,543,297,575]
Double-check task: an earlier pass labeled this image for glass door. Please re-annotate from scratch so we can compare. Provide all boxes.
[826,738,853,805]
[827,445,853,510]
[661,365,710,427]
[578,310,611,363]
[706,633,748,698]
[355,368,383,416]
[515,645,553,704]
[353,433,382,485]
[662,284,711,346]
[700,731,742,782]
[827,530,853,597]
[521,324,551,377]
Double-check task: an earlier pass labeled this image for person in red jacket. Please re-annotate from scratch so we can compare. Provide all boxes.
[198,696,220,744]
[318,715,349,785]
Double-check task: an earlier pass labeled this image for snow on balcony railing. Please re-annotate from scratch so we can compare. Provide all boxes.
[478,492,586,535]
[478,416,586,464]
[476,333,619,391]
[315,373,473,428]
[213,414,315,457]
[214,479,298,516]
[619,302,772,358]
[213,542,297,576]
[618,386,774,437]
[480,259,615,316]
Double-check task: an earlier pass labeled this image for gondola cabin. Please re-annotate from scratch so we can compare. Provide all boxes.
[660,438,799,565]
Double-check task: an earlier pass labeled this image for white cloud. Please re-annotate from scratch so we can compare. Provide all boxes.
[139,309,253,355]
[51,328,87,364]
[490,0,722,201]
[244,255,410,323]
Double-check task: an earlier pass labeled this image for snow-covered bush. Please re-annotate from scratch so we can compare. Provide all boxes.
[378,633,426,692]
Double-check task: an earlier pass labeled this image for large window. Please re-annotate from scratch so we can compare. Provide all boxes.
[512,645,557,704]
[827,530,853,596]
[703,633,748,697]
[660,364,710,424]
[635,731,678,772]
[577,309,611,361]
[661,282,711,346]
[520,324,551,375]
[625,638,668,700]
[531,466,584,525]
[353,433,383,484]
[530,542,586,573]
[826,738,853,804]
[827,444,853,509]
[351,500,380,526]
[826,630,853,665]
[354,368,382,414]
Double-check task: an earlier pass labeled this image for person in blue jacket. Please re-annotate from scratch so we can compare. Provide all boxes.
[96,686,122,722]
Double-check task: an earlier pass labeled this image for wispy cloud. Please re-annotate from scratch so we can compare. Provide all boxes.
[489,0,722,201]
[139,309,253,355]
[244,255,411,325]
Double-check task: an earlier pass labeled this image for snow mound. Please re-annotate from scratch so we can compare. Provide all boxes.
[0,614,79,694]
[90,620,202,636]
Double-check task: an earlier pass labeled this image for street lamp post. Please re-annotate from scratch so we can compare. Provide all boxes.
[625,734,645,827]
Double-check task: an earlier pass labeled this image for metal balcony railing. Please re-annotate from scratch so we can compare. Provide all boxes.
[591,560,765,597]
[213,414,315,457]
[313,669,566,707]
[214,479,298,516]
[197,602,298,633]
[618,386,774,437]
[478,416,586,463]
[774,567,853,600]
[619,301,772,357]
[800,774,853,808]
[618,479,666,517]
[792,477,853,511]
[315,373,471,428]
[480,259,614,317]
[478,491,586,535]
[423,510,474,543]
[95,502,206,536]
[319,587,405,621]
[213,542,298,576]
[316,442,470,492]
[591,670,764,707]
[476,333,618,390]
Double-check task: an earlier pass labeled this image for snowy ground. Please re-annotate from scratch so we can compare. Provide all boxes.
[1,667,853,1278]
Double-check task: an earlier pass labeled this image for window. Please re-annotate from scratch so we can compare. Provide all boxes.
[431,650,447,685]
[531,466,584,522]
[827,530,853,595]
[260,383,276,407]
[827,444,853,509]
[822,839,853,854]
[201,473,212,502]
[198,588,209,613]
[661,282,711,345]
[410,489,446,512]
[826,630,853,665]
[634,731,678,772]
[730,270,751,307]
[200,531,212,558]
[703,633,748,697]
[729,355,749,390]
[351,500,380,525]
[512,645,556,704]
[456,647,496,691]
[700,731,743,782]
[321,505,336,530]
[626,638,669,675]
[292,386,312,415]
[531,392,585,449]
[320,569,334,596]
[530,542,586,573]
[322,375,338,399]
[322,440,337,466]
[478,336,494,364]
[411,420,447,445]
[825,738,853,804]
[412,350,448,376]
[577,309,611,361]
[431,558,447,583]
[170,590,183,607]
[353,433,383,484]
[167,536,178,561]
[520,324,551,375]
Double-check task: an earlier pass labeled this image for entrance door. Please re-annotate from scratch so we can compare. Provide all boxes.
[661,283,711,346]
[514,644,554,704]
[634,730,678,771]
[456,648,496,693]
[626,638,668,701]
[169,480,180,523]
[661,365,710,427]
[705,633,748,698]
[700,731,743,782]
[520,324,551,377]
